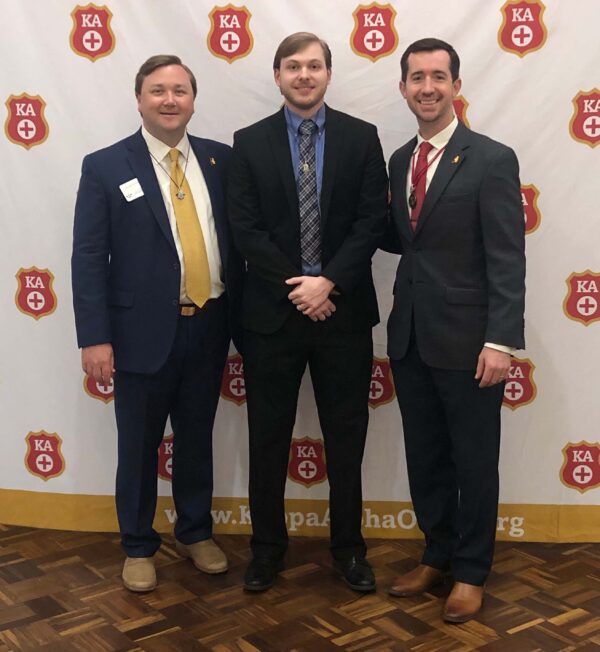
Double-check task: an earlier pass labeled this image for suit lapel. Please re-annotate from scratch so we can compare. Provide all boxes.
[190,136,228,270]
[320,105,340,225]
[126,130,176,251]
[268,109,299,218]
[393,138,417,241]
[414,122,470,236]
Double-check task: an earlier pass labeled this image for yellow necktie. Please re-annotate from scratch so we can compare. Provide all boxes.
[168,148,211,307]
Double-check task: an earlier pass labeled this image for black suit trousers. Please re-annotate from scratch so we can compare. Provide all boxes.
[113,296,229,557]
[243,310,373,562]
[390,330,504,585]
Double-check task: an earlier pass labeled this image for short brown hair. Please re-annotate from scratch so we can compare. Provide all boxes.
[273,32,332,70]
[400,38,460,82]
[134,55,197,97]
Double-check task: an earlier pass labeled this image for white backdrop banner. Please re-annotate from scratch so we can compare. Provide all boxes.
[2,0,600,542]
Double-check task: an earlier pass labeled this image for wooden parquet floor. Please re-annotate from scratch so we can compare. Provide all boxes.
[1,526,600,651]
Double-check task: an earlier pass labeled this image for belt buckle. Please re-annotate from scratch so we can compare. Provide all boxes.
[180,305,197,317]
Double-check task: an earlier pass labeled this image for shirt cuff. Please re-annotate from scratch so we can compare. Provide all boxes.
[484,342,515,355]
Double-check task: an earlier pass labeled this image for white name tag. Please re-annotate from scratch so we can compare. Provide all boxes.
[119,178,144,202]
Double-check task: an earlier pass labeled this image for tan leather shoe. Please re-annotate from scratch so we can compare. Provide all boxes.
[122,556,156,592]
[176,538,228,574]
[443,582,484,623]
[388,564,445,597]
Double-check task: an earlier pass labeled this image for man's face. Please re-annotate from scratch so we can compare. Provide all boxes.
[400,50,461,135]
[274,42,331,117]
[136,64,195,145]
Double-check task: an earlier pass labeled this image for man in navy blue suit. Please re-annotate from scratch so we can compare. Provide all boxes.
[72,55,241,592]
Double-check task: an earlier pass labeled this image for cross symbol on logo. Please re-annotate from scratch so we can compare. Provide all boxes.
[364,29,384,52]
[512,25,533,46]
[573,464,593,484]
[220,31,240,52]
[298,461,316,479]
[83,30,103,51]
[17,119,36,140]
[577,295,597,316]
[27,292,45,310]
[369,380,384,400]
[583,116,600,138]
[36,454,53,472]
[229,377,245,397]
[504,382,523,401]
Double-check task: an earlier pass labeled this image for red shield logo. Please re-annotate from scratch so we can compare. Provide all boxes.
[569,90,600,148]
[288,437,327,488]
[498,0,547,57]
[521,184,541,234]
[560,442,600,493]
[69,4,115,61]
[15,267,57,320]
[350,3,398,62]
[158,433,174,482]
[220,353,246,405]
[453,96,470,128]
[83,374,114,403]
[563,271,600,326]
[503,357,537,410]
[25,431,65,481]
[369,357,395,408]
[4,94,49,149]
[207,5,253,63]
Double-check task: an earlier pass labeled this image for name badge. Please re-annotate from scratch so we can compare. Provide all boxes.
[119,178,144,202]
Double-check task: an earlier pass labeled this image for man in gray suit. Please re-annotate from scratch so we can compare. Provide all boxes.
[384,38,525,622]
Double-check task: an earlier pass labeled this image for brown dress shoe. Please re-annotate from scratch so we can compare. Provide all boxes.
[443,582,484,623]
[122,556,156,592]
[176,538,228,574]
[388,564,444,597]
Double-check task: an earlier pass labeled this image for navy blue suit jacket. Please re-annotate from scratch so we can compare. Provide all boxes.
[72,129,241,374]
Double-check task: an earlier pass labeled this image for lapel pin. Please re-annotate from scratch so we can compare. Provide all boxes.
[209,157,216,166]
[452,155,460,164]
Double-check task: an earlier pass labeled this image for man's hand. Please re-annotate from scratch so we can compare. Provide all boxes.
[82,343,115,384]
[286,275,336,317]
[306,298,337,322]
[475,346,511,388]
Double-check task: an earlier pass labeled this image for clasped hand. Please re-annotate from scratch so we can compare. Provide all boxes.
[285,275,336,322]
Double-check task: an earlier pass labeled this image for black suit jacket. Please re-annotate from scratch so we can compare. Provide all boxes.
[227,106,388,334]
[386,121,525,369]
[72,129,243,373]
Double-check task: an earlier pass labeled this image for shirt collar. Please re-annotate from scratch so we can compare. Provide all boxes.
[284,104,326,135]
[415,116,458,152]
[141,126,190,162]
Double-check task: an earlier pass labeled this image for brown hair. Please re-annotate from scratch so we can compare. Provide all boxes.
[273,32,332,70]
[400,38,460,82]
[134,55,197,97]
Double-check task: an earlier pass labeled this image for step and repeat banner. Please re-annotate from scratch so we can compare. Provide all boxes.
[1,1,599,542]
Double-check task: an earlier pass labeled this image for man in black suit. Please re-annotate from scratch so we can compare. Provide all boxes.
[385,39,525,622]
[227,32,388,592]
[72,55,241,592]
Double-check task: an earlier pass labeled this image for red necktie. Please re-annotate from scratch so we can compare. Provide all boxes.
[410,141,434,230]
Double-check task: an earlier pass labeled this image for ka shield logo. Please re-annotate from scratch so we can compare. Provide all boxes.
[15,267,57,320]
[220,353,245,405]
[207,5,253,63]
[288,437,327,488]
[498,0,547,57]
[5,94,49,149]
[563,271,600,326]
[70,4,115,61]
[453,96,470,128]
[521,184,541,234]
[83,374,114,403]
[502,358,537,410]
[569,90,600,148]
[158,434,174,482]
[369,357,395,408]
[350,3,398,62]
[25,431,65,481]
[560,442,600,493]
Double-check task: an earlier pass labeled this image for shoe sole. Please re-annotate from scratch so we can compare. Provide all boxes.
[443,611,480,624]
[243,562,284,592]
[388,579,443,597]
[122,579,156,592]
[335,569,376,593]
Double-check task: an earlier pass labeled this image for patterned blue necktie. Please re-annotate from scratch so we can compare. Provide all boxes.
[297,119,321,267]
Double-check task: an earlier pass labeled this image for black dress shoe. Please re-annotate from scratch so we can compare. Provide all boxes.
[334,556,376,592]
[243,557,284,592]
